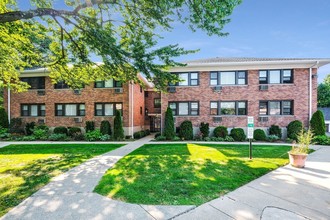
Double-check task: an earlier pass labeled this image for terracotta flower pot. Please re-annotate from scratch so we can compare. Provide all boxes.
[288,152,308,168]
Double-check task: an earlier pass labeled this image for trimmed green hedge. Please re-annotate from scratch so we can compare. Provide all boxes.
[230,128,246,141]
[213,126,228,138]
[179,120,193,140]
[310,110,326,136]
[287,120,303,141]
[269,125,282,139]
[253,129,267,141]
[53,126,68,135]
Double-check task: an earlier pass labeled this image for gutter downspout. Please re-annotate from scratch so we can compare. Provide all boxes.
[309,61,319,120]
[160,92,163,134]
[131,83,134,137]
[7,87,10,125]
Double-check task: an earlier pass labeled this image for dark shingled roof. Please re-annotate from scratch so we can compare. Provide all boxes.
[318,107,330,120]
[186,57,330,64]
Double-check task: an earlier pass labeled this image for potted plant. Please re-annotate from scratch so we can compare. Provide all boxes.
[288,128,313,168]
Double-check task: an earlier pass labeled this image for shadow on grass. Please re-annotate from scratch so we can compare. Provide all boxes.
[0,144,123,155]
[0,144,123,217]
[0,154,87,216]
[95,144,290,205]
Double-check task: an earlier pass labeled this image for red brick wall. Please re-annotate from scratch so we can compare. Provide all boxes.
[161,68,318,129]
[131,83,145,127]
[4,77,137,131]
[144,91,161,126]
[145,91,161,114]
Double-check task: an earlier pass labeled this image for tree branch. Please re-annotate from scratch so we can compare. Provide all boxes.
[0,1,117,23]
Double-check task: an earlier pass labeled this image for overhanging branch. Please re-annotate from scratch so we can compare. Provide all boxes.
[0,0,117,23]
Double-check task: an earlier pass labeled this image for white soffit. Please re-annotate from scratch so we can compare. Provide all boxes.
[170,59,330,72]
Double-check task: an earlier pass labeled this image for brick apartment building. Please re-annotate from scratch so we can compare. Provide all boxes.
[4,67,150,136]
[161,58,330,137]
[3,58,330,137]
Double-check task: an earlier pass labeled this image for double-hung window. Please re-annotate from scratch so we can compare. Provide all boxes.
[55,104,85,116]
[95,103,123,116]
[95,79,122,88]
[259,70,293,84]
[210,71,247,85]
[210,101,247,115]
[21,104,45,117]
[21,77,45,89]
[171,72,199,86]
[54,81,69,89]
[154,98,161,108]
[259,101,293,115]
[169,101,199,116]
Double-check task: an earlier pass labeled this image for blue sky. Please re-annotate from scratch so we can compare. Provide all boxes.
[20,0,330,82]
[156,0,330,83]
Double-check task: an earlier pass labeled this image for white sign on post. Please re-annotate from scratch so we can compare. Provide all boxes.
[247,116,254,139]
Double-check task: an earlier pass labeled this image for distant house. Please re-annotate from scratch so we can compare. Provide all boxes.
[318,107,330,132]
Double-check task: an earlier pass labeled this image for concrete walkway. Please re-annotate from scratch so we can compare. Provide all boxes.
[1,135,195,220]
[173,145,330,220]
[1,140,329,220]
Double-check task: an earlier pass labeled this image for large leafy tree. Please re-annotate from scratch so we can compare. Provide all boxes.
[0,0,241,91]
[324,74,330,85]
[318,76,330,107]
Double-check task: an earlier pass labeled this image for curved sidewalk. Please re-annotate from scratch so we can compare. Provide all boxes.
[1,140,329,220]
[173,145,330,220]
[1,136,195,220]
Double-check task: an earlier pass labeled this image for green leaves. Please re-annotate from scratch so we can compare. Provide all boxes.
[0,0,241,91]
[318,83,330,107]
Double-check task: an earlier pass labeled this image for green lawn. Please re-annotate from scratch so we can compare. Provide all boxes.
[0,143,124,217]
[95,143,291,205]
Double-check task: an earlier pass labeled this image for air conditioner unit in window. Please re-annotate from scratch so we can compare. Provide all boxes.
[73,89,81,95]
[213,86,222,93]
[258,116,269,122]
[37,90,46,96]
[213,116,222,123]
[114,88,123,93]
[259,85,268,91]
[74,117,82,123]
[168,86,176,93]
[38,118,46,124]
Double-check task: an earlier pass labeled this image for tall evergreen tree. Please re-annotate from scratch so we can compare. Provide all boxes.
[164,107,175,140]
[310,110,326,136]
[0,108,9,128]
[114,110,124,140]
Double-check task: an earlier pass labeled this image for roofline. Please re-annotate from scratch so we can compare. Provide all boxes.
[20,67,152,87]
[170,59,330,72]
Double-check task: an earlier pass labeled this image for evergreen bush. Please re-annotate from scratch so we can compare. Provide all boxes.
[32,129,48,140]
[35,124,49,131]
[310,110,326,136]
[9,118,24,134]
[85,121,95,133]
[100,120,112,135]
[68,127,82,137]
[268,125,282,139]
[53,126,68,135]
[253,129,267,141]
[230,128,246,141]
[114,110,124,140]
[179,120,193,140]
[0,108,9,128]
[213,126,228,138]
[287,120,303,141]
[313,135,330,145]
[199,122,209,138]
[164,107,175,140]
[48,133,67,141]
[25,122,35,135]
